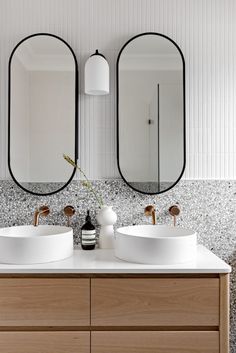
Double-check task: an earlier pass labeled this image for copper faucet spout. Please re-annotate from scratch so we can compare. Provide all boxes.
[144,205,156,225]
[33,206,50,226]
[33,210,40,227]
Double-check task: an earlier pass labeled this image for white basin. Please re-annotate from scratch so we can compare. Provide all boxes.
[0,225,73,264]
[115,225,197,265]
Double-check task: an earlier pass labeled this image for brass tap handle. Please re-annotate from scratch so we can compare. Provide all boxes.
[64,206,75,227]
[144,205,156,225]
[39,206,50,216]
[169,204,180,226]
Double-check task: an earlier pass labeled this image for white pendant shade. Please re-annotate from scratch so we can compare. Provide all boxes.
[85,50,109,95]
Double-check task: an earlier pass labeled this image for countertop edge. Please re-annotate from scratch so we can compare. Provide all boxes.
[0,269,230,274]
[0,245,231,274]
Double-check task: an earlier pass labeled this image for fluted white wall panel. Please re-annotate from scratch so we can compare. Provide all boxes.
[0,0,235,180]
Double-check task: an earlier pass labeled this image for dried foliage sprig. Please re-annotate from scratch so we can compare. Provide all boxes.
[63,154,104,208]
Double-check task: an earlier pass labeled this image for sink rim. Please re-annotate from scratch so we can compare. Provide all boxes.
[0,225,74,264]
[115,225,197,265]
[116,224,196,239]
[0,225,73,238]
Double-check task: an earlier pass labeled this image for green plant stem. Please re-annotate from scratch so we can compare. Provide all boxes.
[63,154,104,208]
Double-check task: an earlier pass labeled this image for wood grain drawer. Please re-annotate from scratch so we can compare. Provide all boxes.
[91,278,219,326]
[91,331,219,353]
[0,278,90,326]
[0,332,90,353]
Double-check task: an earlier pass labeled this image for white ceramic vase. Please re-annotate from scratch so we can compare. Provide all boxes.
[96,205,117,249]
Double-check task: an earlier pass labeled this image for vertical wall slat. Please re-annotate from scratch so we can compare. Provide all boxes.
[0,0,235,180]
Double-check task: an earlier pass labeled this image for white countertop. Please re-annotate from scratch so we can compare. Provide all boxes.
[0,245,231,274]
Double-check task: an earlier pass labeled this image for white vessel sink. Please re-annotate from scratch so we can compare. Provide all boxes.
[115,225,197,265]
[0,225,73,264]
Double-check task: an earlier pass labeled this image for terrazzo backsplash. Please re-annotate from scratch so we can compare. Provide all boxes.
[0,179,235,350]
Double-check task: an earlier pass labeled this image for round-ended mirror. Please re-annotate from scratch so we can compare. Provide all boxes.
[117,33,185,194]
[8,33,78,195]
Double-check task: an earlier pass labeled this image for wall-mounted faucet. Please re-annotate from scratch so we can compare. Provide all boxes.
[169,204,180,226]
[33,206,50,226]
[144,205,156,225]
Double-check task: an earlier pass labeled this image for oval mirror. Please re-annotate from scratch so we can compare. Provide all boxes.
[8,33,78,195]
[117,33,185,194]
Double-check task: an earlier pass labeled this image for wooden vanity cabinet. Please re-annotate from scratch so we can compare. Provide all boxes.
[91,277,220,326]
[0,273,229,353]
[91,331,219,353]
[0,278,90,327]
[0,332,90,353]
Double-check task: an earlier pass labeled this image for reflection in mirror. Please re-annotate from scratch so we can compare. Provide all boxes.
[9,34,78,195]
[117,33,185,194]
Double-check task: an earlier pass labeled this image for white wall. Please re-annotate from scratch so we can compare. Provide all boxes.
[159,83,183,182]
[10,56,30,181]
[0,0,235,180]
[119,70,183,183]
[10,67,75,183]
[119,70,152,182]
[28,71,74,182]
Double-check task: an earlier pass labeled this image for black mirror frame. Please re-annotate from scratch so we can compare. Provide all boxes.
[8,33,78,196]
[116,32,186,195]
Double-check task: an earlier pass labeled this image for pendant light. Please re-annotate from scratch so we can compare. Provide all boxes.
[84,49,109,95]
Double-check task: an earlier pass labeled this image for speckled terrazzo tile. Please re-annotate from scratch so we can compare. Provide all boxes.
[0,179,235,351]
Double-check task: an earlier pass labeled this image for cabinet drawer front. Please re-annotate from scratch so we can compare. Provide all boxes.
[0,278,90,326]
[0,332,90,353]
[91,278,219,326]
[92,331,219,353]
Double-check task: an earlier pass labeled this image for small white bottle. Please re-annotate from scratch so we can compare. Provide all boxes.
[96,205,117,249]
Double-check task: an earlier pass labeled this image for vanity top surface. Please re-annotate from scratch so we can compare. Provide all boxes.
[0,245,230,273]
